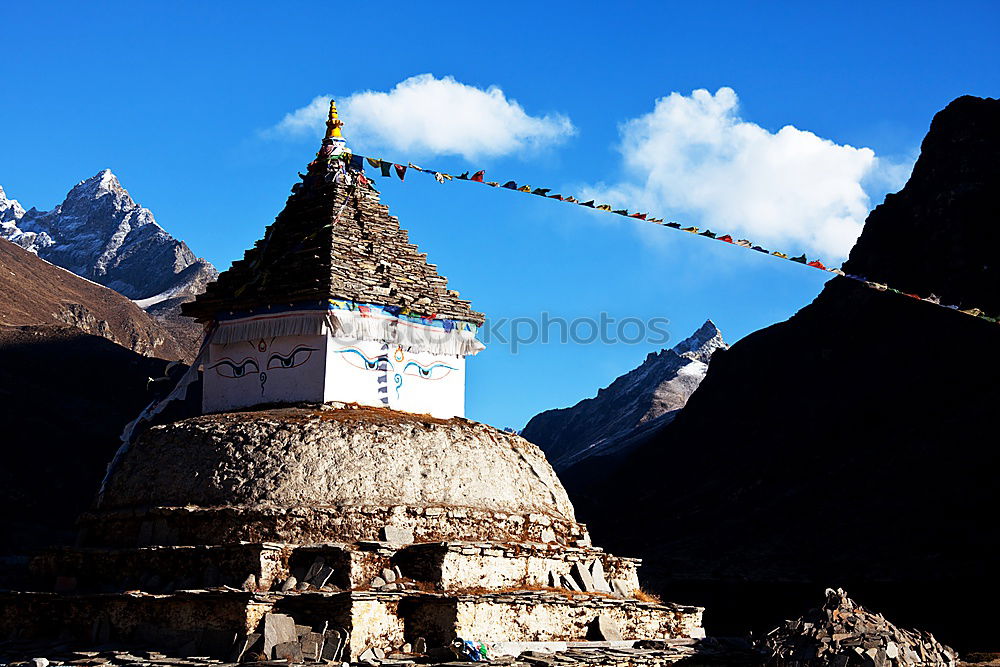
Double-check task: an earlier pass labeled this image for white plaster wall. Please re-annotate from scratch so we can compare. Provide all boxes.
[203,334,328,413]
[324,336,466,418]
[203,333,467,418]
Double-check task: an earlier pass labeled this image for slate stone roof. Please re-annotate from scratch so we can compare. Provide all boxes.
[182,148,483,325]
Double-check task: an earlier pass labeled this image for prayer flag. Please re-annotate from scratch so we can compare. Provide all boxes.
[394,164,407,181]
[518,185,532,192]
[597,204,612,211]
[502,181,518,189]
[471,170,485,182]
[366,157,381,168]
[532,188,551,196]
[380,161,392,178]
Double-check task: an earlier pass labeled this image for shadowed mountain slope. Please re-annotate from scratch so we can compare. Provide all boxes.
[522,321,726,471]
[559,96,1000,651]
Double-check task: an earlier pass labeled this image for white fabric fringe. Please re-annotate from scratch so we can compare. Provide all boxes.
[213,312,329,345]
[213,308,485,356]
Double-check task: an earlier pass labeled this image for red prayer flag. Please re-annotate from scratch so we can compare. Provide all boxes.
[471,170,485,182]
[807,260,827,270]
[718,234,734,243]
[394,164,407,181]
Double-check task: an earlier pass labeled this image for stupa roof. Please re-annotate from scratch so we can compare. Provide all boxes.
[182,101,483,325]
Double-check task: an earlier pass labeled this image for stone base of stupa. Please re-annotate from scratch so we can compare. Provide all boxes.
[6,539,702,661]
[0,588,702,662]
[0,406,704,662]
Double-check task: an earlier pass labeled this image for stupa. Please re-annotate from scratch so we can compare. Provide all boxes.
[183,101,483,419]
[0,102,703,663]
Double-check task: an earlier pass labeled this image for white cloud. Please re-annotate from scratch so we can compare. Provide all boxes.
[267,74,575,160]
[586,87,910,260]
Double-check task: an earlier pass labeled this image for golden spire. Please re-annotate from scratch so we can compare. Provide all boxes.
[325,99,344,139]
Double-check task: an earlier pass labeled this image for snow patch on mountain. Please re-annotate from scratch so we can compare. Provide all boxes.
[521,320,728,470]
[0,171,217,302]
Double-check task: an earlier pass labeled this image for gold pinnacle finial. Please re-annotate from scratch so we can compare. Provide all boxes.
[325,99,344,139]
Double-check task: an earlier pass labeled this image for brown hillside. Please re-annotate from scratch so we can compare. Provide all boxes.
[0,238,185,359]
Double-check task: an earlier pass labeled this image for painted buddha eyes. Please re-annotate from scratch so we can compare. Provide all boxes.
[266,345,319,370]
[334,348,456,380]
[210,357,260,378]
[212,346,318,378]
[402,360,457,380]
[335,347,384,371]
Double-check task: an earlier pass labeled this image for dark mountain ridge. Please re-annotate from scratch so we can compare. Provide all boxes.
[559,96,1000,651]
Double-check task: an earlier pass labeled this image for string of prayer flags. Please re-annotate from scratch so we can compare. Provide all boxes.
[328,149,1000,325]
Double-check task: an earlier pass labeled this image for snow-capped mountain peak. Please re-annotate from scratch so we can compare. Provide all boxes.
[671,319,727,363]
[0,171,216,301]
[522,320,729,470]
[0,185,26,224]
[65,169,125,201]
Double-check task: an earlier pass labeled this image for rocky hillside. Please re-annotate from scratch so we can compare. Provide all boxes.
[0,238,185,358]
[523,321,726,470]
[0,238,198,563]
[0,172,216,356]
[559,96,1000,651]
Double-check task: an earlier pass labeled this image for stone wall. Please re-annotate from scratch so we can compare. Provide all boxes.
[396,543,640,594]
[452,594,704,643]
[30,544,288,593]
[79,504,589,550]
[0,590,263,652]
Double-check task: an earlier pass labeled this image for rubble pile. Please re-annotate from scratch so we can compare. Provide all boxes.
[758,588,958,666]
[0,637,763,667]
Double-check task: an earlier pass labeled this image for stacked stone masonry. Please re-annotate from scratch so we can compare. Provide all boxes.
[182,159,483,324]
[0,406,704,662]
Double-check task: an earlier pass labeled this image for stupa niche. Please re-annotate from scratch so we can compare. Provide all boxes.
[183,100,484,419]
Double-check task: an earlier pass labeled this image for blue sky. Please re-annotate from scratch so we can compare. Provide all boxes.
[2,1,998,428]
